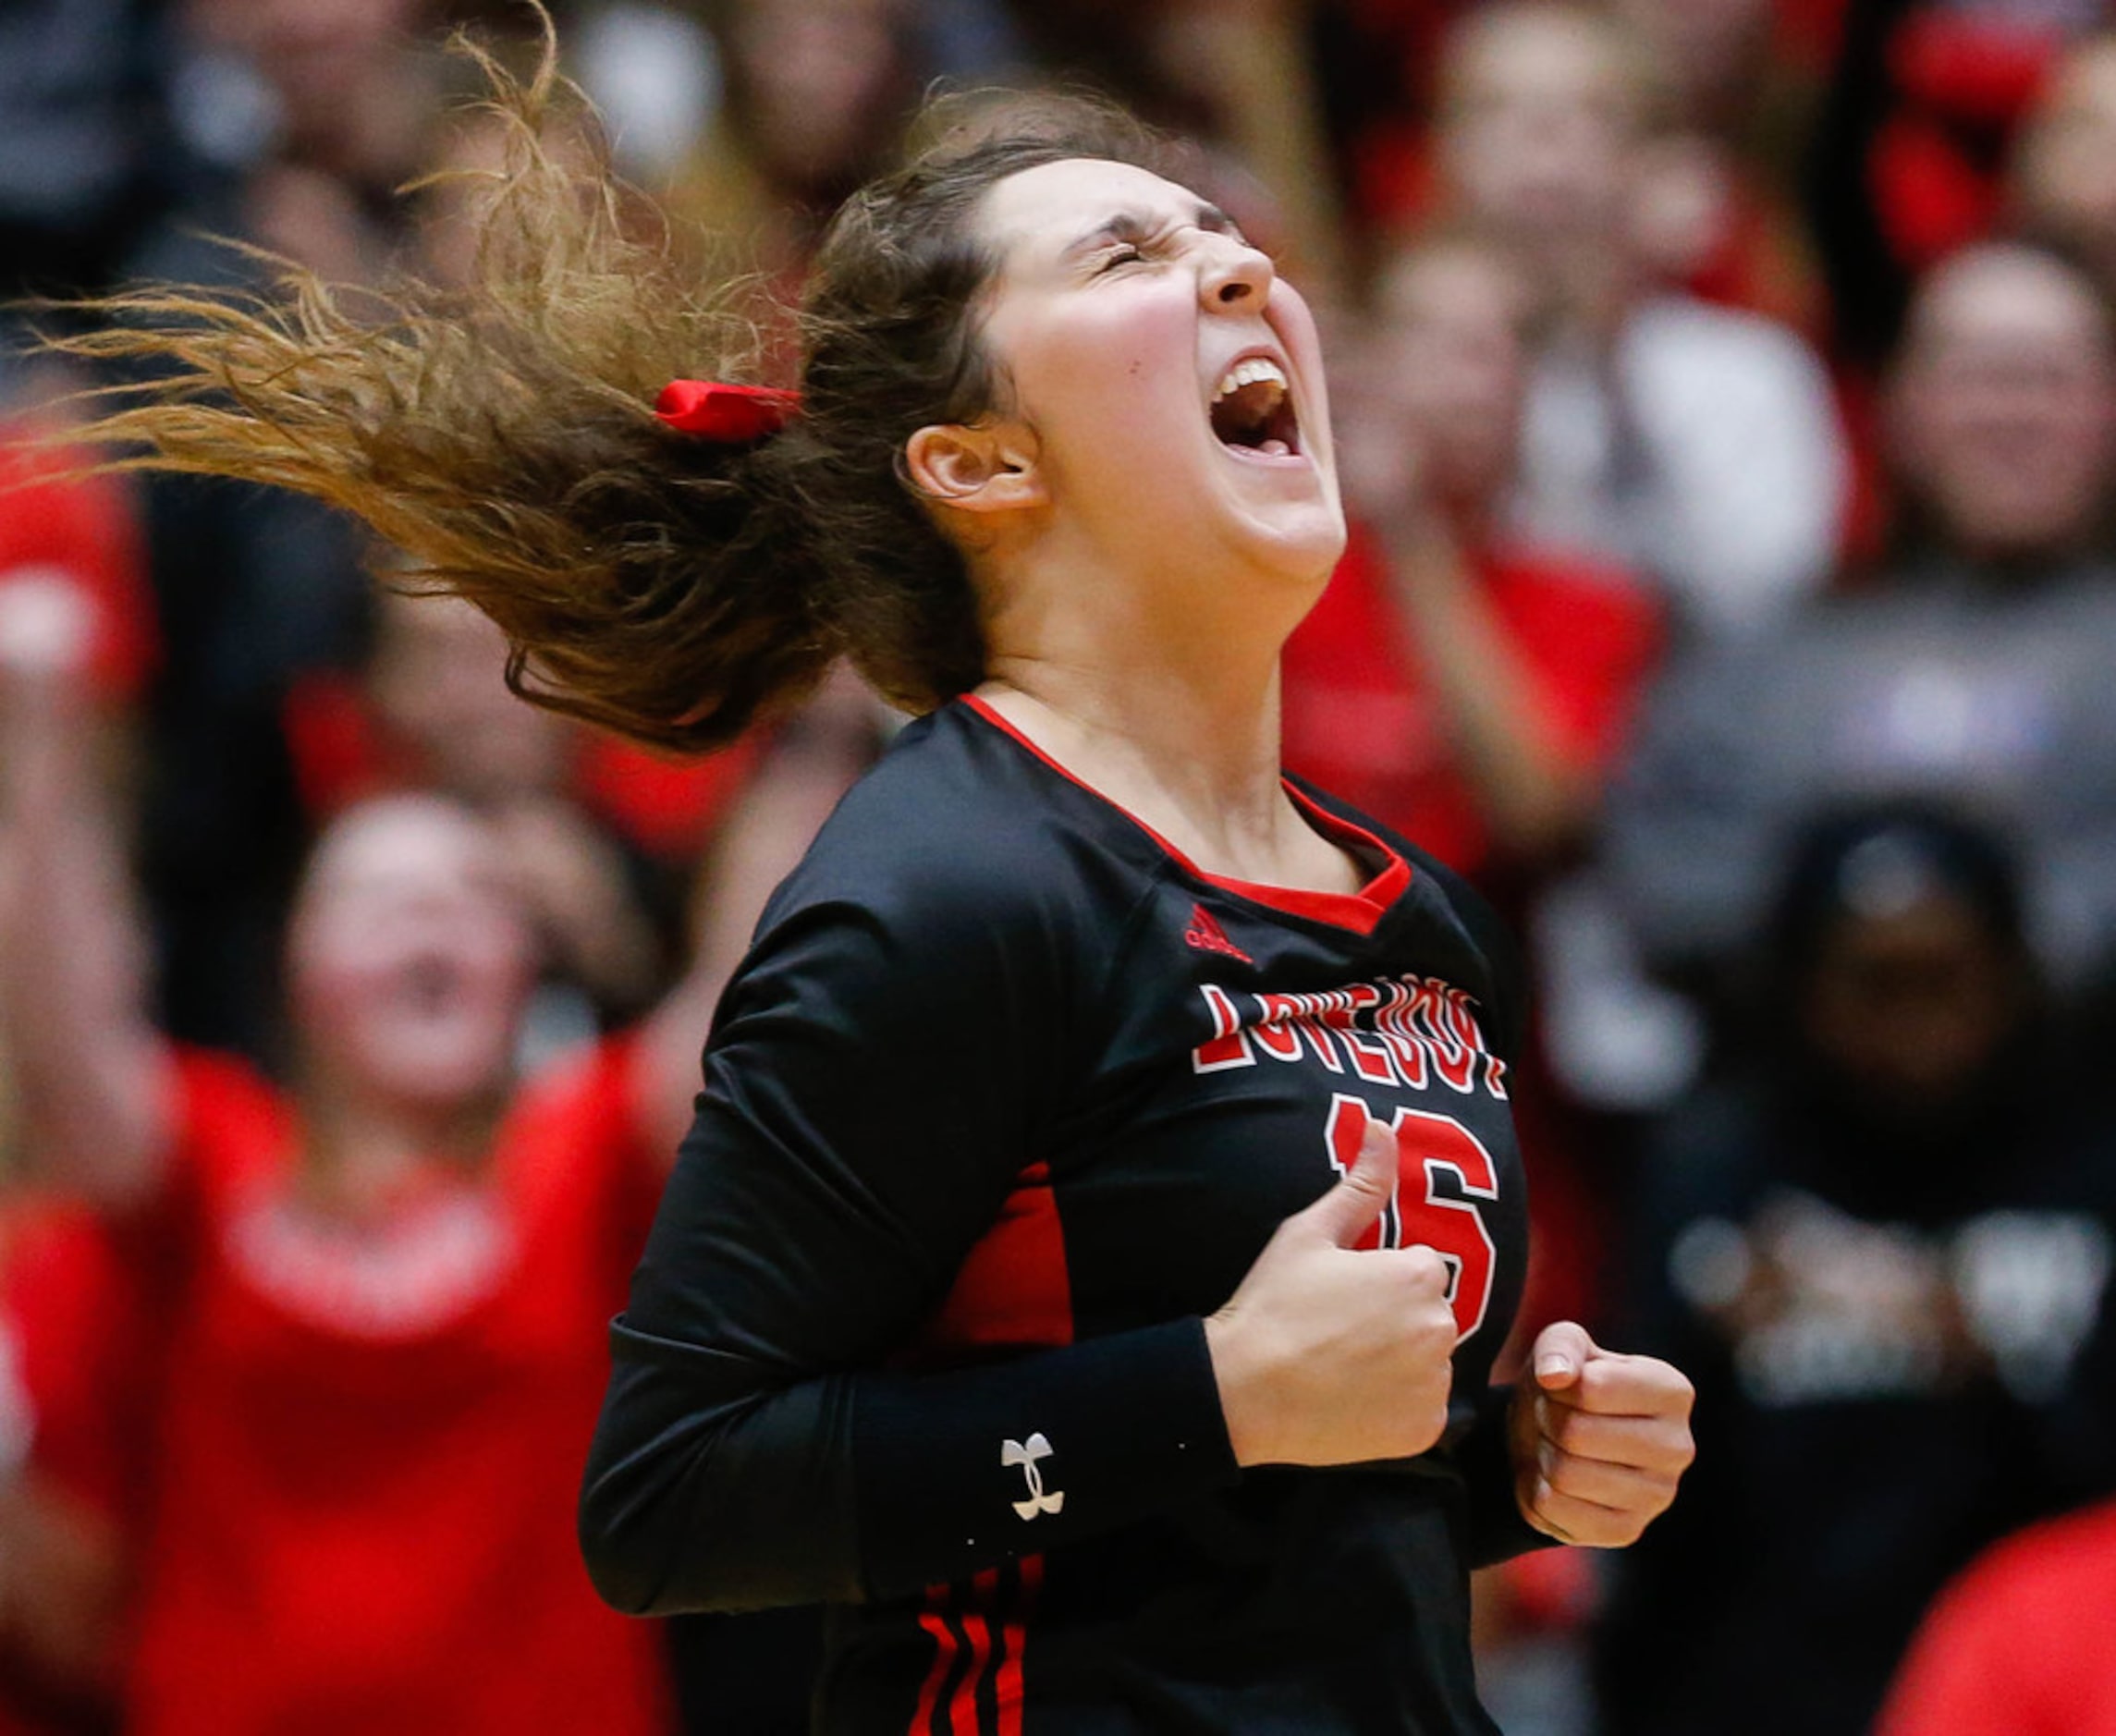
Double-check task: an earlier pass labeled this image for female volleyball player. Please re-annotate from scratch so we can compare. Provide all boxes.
[47,47,1694,1733]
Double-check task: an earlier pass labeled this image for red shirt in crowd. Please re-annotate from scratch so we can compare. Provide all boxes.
[0,429,155,706]
[119,1042,672,1736]
[1280,526,1661,882]
[1880,1498,2116,1736]
[0,1203,146,1736]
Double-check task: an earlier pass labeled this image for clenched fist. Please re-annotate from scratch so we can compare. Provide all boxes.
[1509,1321,1694,1547]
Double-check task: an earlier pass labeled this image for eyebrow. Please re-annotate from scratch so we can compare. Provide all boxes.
[1060,202,1238,260]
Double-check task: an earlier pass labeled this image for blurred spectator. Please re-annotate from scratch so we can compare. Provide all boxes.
[565,3,720,188]
[0,0,180,308]
[1614,0,1829,333]
[112,0,454,1065]
[1433,0,1851,639]
[283,589,679,1050]
[1807,0,2103,368]
[0,580,877,1736]
[146,0,443,293]
[1878,1495,2116,1735]
[1306,0,1462,232]
[665,0,923,297]
[287,573,757,868]
[1600,242,2116,1006]
[1285,232,1662,894]
[2012,30,2116,301]
[1596,805,2116,1736]
[984,0,1350,291]
[0,479,153,1736]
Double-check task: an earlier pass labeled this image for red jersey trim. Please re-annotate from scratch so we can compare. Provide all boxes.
[960,696,1411,938]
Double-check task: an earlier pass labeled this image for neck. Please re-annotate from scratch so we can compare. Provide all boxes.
[977,544,1349,887]
[299,1077,495,1216]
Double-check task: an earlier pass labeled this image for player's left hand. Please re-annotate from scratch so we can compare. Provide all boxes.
[1507,1321,1694,1548]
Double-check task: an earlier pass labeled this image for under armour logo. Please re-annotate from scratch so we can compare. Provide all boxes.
[1001,1432,1064,1521]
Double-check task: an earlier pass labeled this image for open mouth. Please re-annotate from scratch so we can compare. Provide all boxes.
[397,954,468,1018]
[1210,356,1302,458]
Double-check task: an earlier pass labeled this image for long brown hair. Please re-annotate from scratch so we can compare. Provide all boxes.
[40,32,1162,752]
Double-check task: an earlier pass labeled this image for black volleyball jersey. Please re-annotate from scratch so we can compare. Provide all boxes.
[581,696,1545,1736]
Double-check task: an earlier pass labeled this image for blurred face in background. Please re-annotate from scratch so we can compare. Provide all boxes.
[1608,0,1771,123]
[2013,38,2116,286]
[1889,246,2116,562]
[724,0,912,201]
[1367,239,1534,516]
[366,592,575,807]
[1437,4,1644,258]
[184,0,429,178]
[287,797,537,1119]
[1800,886,2026,1123]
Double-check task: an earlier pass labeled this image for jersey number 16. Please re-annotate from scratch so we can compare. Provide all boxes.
[1325,1094,1498,1343]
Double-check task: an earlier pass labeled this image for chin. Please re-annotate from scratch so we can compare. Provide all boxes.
[1239,499,1348,582]
[360,1041,515,1113]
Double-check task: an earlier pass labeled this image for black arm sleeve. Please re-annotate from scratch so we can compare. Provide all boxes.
[578,877,1241,1617]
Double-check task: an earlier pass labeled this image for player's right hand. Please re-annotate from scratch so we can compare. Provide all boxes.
[1204,1122,1457,1468]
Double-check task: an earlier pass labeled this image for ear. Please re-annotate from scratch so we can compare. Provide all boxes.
[903,421,1047,517]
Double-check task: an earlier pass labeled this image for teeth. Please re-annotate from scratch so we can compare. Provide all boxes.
[1213,357,1289,402]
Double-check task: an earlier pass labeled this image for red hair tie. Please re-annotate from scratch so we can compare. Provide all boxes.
[654,380,801,443]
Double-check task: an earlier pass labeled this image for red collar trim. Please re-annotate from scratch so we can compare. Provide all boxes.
[960,695,1412,937]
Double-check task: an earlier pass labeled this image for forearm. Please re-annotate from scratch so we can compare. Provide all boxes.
[579,1314,1237,1614]
[1175,1,1346,297]
[1385,530,1594,858]
[0,684,165,1204]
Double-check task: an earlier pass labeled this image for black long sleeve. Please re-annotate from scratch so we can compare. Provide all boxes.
[579,874,1241,1616]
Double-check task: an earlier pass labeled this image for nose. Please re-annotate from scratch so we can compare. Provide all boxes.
[1199,235,1275,311]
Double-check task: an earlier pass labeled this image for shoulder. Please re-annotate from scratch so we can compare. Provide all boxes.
[1884,1498,2116,1730]
[760,703,1164,953]
[1894,1496,2116,1705]
[1412,848,1530,1052]
[1948,1498,2116,1613]
[717,705,1168,1053]
[505,1035,642,1151]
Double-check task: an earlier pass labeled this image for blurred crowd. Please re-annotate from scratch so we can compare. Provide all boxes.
[4,1,2116,1732]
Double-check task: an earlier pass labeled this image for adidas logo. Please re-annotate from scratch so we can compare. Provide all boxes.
[1185,903,1254,965]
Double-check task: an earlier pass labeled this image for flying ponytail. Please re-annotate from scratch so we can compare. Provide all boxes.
[36,22,1164,752]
